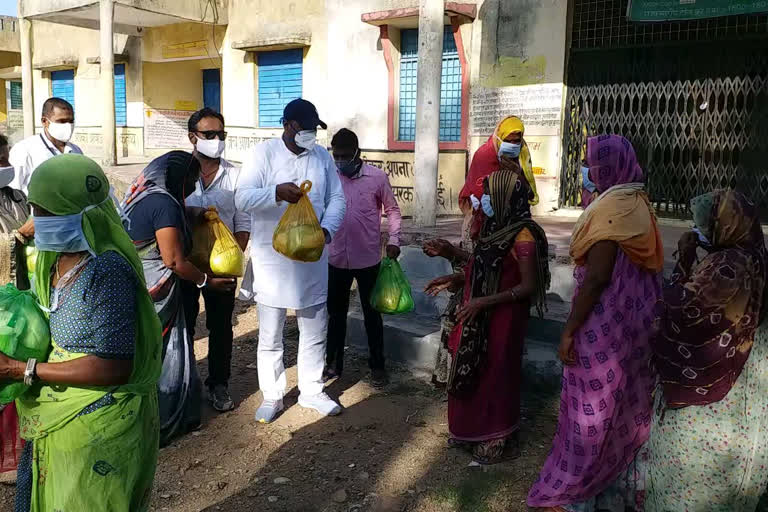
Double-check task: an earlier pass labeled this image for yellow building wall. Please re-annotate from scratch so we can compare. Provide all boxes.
[140,23,224,157]
[360,150,467,217]
[0,51,21,128]
[141,23,225,64]
[143,59,221,112]
[25,20,145,156]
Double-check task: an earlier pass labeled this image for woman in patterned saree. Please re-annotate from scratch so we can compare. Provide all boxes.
[122,151,235,446]
[528,135,664,511]
[644,190,768,511]
[426,168,549,464]
[424,115,540,388]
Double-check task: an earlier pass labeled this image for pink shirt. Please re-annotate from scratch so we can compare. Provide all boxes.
[329,163,402,269]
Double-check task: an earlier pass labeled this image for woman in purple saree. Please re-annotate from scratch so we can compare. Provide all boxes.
[528,135,663,511]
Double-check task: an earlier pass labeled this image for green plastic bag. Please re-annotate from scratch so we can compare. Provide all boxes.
[371,258,415,315]
[24,242,37,291]
[0,284,50,404]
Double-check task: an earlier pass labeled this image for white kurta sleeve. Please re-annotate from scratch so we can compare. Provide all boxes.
[8,144,31,193]
[235,146,278,214]
[319,153,346,238]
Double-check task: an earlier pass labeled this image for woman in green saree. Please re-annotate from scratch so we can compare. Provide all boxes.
[0,154,162,511]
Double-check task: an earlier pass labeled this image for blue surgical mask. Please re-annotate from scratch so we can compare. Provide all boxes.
[498,142,522,159]
[335,149,361,177]
[33,213,92,254]
[480,194,494,218]
[692,226,712,247]
[32,193,117,255]
[582,166,596,193]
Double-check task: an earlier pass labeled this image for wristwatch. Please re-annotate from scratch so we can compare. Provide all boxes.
[24,358,37,386]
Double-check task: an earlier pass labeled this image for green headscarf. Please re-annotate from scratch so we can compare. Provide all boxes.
[27,154,161,395]
[691,192,715,240]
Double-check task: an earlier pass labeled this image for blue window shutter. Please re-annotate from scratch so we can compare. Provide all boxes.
[439,26,462,142]
[258,49,303,128]
[398,26,463,143]
[9,81,22,110]
[203,68,221,112]
[114,64,127,127]
[398,29,419,142]
[51,70,75,108]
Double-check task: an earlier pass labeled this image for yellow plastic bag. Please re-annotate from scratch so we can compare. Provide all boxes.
[190,208,246,277]
[272,181,326,262]
[189,219,214,271]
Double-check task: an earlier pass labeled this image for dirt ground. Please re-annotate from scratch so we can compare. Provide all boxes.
[0,300,562,512]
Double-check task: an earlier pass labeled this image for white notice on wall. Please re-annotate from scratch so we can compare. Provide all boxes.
[470,84,564,137]
[144,109,193,149]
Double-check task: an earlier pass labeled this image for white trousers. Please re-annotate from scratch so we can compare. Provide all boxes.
[257,303,328,400]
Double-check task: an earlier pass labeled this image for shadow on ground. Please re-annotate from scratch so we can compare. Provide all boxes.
[197,364,561,512]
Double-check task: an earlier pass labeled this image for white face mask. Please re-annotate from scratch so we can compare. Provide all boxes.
[0,166,14,188]
[47,121,74,143]
[196,138,226,159]
[295,130,317,150]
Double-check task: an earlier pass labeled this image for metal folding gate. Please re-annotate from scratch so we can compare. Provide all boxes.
[560,1,768,218]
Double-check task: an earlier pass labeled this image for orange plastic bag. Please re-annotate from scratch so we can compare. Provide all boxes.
[189,208,245,277]
[272,181,326,262]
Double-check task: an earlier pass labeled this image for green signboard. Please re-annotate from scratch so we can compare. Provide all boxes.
[627,0,768,21]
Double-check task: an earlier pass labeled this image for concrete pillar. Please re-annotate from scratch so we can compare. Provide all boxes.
[99,0,116,166]
[19,17,34,137]
[413,0,444,227]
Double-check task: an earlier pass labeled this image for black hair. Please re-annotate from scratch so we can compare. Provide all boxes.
[188,108,225,133]
[42,97,74,117]
[162,150,201,202]
[331,128,359,151]
[0,134,7,149]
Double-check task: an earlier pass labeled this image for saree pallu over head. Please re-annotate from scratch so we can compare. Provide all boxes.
[121,152,203,446]
[570,135,664,273]
[18,154,161,511]
[25,155,162,409]
[459,116,539,207]
[449,170,550,396]
[654,190,768,408]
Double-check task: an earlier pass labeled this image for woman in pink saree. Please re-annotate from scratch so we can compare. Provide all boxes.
[528,135,663,511]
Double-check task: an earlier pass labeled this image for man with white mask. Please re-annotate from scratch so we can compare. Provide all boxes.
[236,98,346,423]
[9,97,82,194]
[183,107,250,413]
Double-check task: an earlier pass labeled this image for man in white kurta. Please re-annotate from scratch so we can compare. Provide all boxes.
[236,99,346,422]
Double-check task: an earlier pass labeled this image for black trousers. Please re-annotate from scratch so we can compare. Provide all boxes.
[182,280,235,388]
[326,263,384,374]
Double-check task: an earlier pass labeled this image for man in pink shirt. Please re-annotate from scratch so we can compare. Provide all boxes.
[326,129,402,387]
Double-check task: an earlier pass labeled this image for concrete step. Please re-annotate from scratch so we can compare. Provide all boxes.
[345,288,565,380]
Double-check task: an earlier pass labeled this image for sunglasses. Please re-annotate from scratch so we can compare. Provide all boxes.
[196,130,228,141]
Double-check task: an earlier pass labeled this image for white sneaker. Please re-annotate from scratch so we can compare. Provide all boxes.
[254,398,284,423]
[298,392,342,416]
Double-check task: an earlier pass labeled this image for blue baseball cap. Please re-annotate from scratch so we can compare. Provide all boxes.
[283,98,327,130]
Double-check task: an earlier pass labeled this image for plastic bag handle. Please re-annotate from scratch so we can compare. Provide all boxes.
[300,180,313,194]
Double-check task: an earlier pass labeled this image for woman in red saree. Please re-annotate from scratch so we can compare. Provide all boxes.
[426,116,541,387]
[460,115,539,209]
[427,169,549,464]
